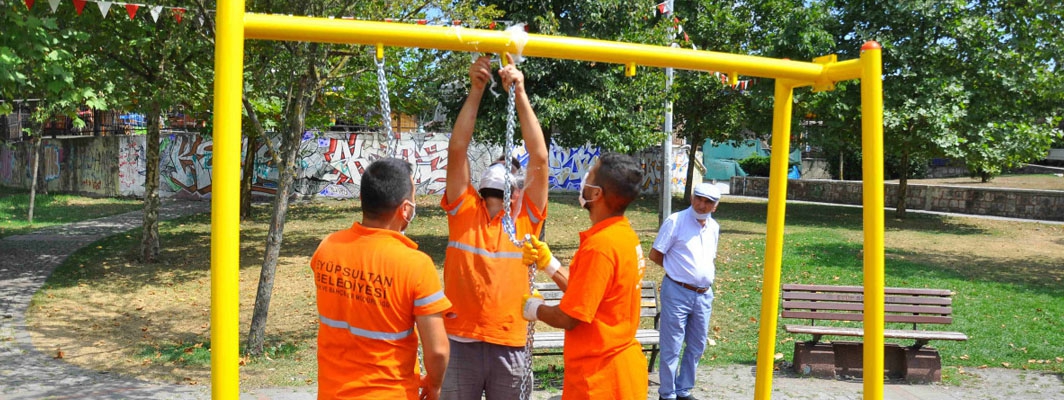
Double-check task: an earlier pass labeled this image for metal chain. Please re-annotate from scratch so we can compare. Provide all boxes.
[375,54,397,158]
[498,80,535,400]
[501,82,524,248]
[519,260,537,400]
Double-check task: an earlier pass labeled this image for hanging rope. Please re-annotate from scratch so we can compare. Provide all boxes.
[374,45,398,158]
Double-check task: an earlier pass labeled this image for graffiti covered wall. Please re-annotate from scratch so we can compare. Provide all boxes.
[0,132,690,199]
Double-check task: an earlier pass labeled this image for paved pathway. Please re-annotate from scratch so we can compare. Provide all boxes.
[1,200,210,400]
[1,199,1061,399]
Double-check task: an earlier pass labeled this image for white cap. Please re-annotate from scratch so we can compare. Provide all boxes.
[479,163,524,191]
[479,163,508,191]
[693,183,721,202]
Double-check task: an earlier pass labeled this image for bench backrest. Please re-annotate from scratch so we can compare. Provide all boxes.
[781,284,954,327]
[534,280,659,319]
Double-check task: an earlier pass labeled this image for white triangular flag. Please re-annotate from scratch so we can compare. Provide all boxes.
[198,15,204,26]
[150,6,162,22]
[97,1,111,18]
[48,0,59,13]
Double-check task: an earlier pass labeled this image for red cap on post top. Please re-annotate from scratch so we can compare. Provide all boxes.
[862,41,882,50]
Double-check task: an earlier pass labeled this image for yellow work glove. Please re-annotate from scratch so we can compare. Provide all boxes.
[522,236,561,277]
[522,289,544,321]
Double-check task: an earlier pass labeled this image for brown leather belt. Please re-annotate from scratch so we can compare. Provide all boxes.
[666,274,710,294]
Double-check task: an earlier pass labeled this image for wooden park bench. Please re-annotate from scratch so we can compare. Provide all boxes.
[530,281,662,372]
[781,284,968,382]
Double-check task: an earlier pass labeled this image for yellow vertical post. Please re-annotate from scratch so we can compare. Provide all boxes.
[753,79,796,400]
[210,0,244,398]
[859,40,885,400]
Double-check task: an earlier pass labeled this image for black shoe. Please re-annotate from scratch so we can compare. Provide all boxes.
[677,396,699,400]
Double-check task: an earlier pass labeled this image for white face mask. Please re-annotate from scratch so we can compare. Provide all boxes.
[692,210,711,220]
[578,172,601,209]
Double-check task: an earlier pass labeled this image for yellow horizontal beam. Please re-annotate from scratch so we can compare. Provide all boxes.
[244,14,838,83]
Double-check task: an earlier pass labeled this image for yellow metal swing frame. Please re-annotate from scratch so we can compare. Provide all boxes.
[209,2,886,399]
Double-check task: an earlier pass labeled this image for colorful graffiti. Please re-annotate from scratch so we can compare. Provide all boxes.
[118,136,146,197]
[2,132,691,200]
[159,134,214,199]
[40,144,61,183]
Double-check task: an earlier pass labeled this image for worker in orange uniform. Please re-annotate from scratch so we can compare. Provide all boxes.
[311,158,451,400]
[521,152,649,399]
[439,54,553,400]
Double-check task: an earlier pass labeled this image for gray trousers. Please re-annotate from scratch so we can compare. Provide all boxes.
[441,339,531,400]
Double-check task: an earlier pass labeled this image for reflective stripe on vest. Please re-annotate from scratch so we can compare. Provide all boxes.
[319,315,414,341]
[447,199,465,216]
[447,241,522,259]
[415,290,445,307]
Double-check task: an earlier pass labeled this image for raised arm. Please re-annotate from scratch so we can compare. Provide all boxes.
[499,56,549,211]
[446,56,492,204]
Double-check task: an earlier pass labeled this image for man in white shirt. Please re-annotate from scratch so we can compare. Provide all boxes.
[649,183,721,400]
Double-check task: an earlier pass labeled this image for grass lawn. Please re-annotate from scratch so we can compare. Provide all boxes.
[0,186,143,238]
[24,192,1064,389]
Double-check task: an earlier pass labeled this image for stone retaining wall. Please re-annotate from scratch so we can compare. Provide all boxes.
[729,176,1064,222]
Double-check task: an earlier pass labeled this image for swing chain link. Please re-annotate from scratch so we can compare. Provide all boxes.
[499,79,535,400]
[519,259,537,400]
[501,82,524,248]
[375,54,397,158]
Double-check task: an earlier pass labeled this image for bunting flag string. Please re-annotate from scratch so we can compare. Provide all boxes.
[650,1,754,91]
[19,0,209,25]
[18,0,530,33]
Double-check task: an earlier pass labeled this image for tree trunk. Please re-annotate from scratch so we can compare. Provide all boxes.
[246,84,309,356]
[240,134,259,221]
[895,149,910,219]
[35,134,48,195]
[683,141,699,204]
[241,96,271,221]
[140,102,163,262]
[27,136,42,224]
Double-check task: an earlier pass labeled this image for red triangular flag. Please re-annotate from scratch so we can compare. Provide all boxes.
[126,3,140,20]
[684,32,690,42]
[72,0,87,14]
[657,3,665,13]
[173,8,185,23]
[25,0,35,10]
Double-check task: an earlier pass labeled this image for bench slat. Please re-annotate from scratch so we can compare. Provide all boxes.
[782,284,952,297]
[782,292,953,306]
[781,310,953,325]
[532,281,660,355]
[782,301,953,316]
[783,324,969,341]
[532,329,661,349]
